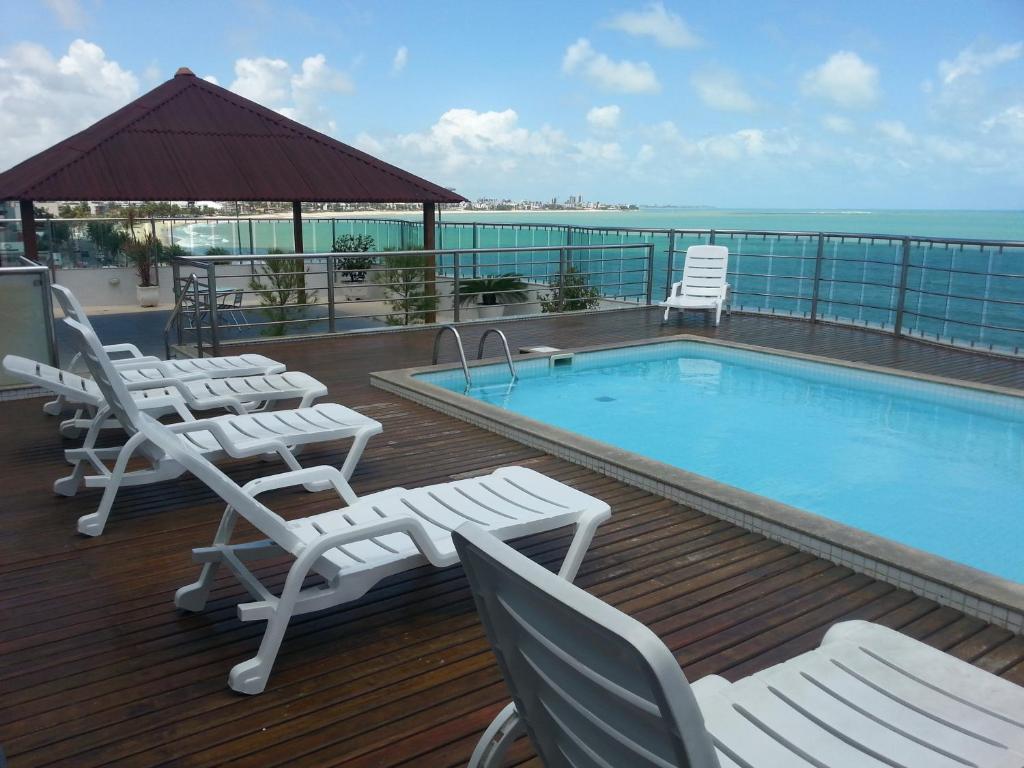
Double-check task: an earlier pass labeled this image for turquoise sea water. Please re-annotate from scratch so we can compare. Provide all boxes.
[420,341,1024,582]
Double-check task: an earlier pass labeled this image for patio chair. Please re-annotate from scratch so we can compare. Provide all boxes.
[2,354,329,439]
[45,284,284,415]
[216,288,246,327]
[123,410,613,695]
[453,524,1024,768]
[660,245,730,326]
[57,317,382,537]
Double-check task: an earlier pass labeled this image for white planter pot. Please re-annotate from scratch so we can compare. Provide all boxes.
[136,285,160,307]
[476,303,505,319]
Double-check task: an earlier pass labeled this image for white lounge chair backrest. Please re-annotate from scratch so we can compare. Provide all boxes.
[453,524,721,768]
[62,314,304,550]
[63,318,143,435]
[679,245,728,300]
[51,283,93,327]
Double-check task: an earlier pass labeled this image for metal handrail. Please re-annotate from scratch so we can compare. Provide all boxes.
[163,272,200,358]
[477,328,517,382]
[432,325,472,386]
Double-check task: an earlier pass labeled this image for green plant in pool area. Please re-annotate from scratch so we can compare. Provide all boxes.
[248,248,317,336]
[373,249,438,325]
[332,234,376,282]
[85,221,128,262]
[456,273,528,307]
[205,246,230,256]
[123,232,160,287]
[539,265,601,313]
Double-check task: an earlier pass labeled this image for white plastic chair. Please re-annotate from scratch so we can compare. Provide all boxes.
[3,354,328,439]
[660,245,730,325]
[454,524,1024,768]
[57,316,382,537]
[124,410,613,695]
[45,284,284,415]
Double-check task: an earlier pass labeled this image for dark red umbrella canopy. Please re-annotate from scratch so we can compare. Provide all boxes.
[0,67,464,204]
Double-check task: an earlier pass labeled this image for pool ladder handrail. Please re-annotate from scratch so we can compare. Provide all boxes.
[477,328,518,383]
[431,325,518,387]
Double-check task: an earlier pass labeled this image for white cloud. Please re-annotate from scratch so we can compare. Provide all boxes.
[0,39,138,169]
[391,108,567,173]
[802,51,879,108]
[876,120,914,145]
[43,0,85,29]
[586,105,621,131]
[574,140,624,163]
[607,2,701,49]
[562,38,659,93]
[939,41,1022,86]
[696,128,798,160]
[229,54,352,133]
[202,74,219,85]
[822,114,854,133]
[982,104,1024,143]
[230,57,291,104]
[691,69,756,112]
[392,46,408,74]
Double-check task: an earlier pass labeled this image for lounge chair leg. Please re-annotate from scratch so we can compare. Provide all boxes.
[662,307,671,322]
[43,396,66,416]
[469,702,524,768]
[557,512,606,581]
[55,408,108,494]
[339,428,374,481]
[76,431,147,536]
[54,461,88,497]
[228,541,327,694]
[714,303,722,326]
[175,506,239,612]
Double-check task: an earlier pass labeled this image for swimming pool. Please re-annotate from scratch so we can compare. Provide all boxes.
[414,340,1024,585]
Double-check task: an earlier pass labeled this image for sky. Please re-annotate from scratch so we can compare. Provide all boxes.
[1,0,1023,208]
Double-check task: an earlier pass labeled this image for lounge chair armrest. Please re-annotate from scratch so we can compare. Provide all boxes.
[102,343,153,361]
[165,417,270,456]
[296,515,449,571]
[242,466,359,506]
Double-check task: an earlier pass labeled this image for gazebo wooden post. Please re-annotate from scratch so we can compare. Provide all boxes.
[292,201,303,254]
[423,201,436,323]
[19,200,38,263]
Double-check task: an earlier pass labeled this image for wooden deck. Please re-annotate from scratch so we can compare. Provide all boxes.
[2,308,1022,767]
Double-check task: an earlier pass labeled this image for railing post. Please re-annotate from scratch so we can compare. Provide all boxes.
[206,262,220,356]
[709,228,716,245]
[326,251,336,334]
[453,251,461,322]
[471,224,479,278]
[893,237,911,337]
[192,276,203,358]
[645,243,655,305]
[809,233,825,322]
[248,219,255,255]
[171,261,183,346]
[664,229,677,300]
[557,247,567,312]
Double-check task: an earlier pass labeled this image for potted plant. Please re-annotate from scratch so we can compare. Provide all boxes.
[457,273,529,319]
[125,232,160,306]
[332,234,375,282]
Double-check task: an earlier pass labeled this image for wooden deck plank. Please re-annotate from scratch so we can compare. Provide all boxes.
[0,308,1020,766]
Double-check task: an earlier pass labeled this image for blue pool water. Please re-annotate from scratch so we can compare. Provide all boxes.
[419,342,1024,582]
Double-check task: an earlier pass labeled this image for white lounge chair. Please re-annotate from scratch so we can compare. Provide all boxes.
[660,245,730,326]
[2,354,328,438]
[124,410,613,695]
[58,317,382,537]
[454,524,1024,768]
[45,284,284,415]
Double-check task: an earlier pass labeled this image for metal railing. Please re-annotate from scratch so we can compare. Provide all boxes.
[0,256,58,385]
[4,213,1020,358]
[167,242,656,356]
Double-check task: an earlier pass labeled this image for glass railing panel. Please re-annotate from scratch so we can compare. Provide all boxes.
[0,267,55,386]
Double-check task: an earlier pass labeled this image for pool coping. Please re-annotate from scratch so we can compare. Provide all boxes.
[370,334,1024,633]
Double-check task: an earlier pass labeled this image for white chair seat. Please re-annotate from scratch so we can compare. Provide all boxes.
[659,294,724,309]
[117,353,284,382]
[692,620,1024,768]
[177,403,374,454]
[292,467,594,579]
